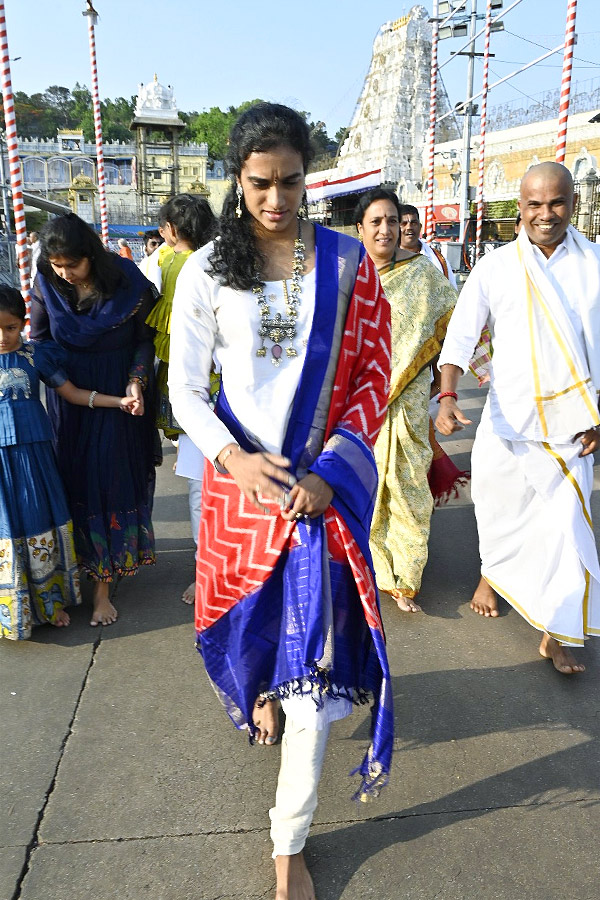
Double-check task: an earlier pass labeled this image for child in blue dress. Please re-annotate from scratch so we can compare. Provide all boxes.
[0,287,140,640]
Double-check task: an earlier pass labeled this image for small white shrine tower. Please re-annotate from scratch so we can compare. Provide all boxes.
[130,74,185,223]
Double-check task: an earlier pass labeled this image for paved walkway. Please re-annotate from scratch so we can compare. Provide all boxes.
[2,383,600,900]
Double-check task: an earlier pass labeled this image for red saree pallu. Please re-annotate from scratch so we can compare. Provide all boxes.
[195,226,394,799]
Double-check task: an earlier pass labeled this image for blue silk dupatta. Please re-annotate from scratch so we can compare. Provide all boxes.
[195,226,393,798]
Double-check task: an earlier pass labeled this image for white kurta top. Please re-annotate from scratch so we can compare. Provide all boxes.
[169,242,316,463]
[439,230,598,443]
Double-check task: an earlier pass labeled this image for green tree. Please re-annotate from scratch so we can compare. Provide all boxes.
[44,85,73,128]
[71,83,94,141]
[186,99,265,162]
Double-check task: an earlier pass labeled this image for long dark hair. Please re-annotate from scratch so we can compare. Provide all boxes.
[208,103,314,291]
[353,188,402,229]
[37,213,126,297]
[159,194,216,251]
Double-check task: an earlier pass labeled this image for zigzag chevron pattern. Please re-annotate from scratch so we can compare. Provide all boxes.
[325,510,383,634]
[195,469,294,632]
[326,253,391,447]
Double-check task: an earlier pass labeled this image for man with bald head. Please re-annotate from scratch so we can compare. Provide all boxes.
[436,162,600,674]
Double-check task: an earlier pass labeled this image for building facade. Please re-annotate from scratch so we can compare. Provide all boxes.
[9,76,212,228]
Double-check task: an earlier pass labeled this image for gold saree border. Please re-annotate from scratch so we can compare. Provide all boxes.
[483,575,585,646]
[388,308,453,406]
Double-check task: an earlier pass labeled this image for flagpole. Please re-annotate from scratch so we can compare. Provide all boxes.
[426,0,440,241]
[475,0,492,260]
[555,0,577,164]
[0,2,31,309]
[82,2,109,244]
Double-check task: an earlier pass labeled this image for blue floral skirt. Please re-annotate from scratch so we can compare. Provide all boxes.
[0,440,81,640]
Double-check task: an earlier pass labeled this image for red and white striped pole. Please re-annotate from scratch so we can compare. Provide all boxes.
[426,0,440,241]
[0,2,30,307]
[555,0,577,164]
[475,0,492,260]
[83,3,109,244]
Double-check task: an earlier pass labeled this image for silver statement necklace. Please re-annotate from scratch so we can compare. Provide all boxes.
[253,227,306,367]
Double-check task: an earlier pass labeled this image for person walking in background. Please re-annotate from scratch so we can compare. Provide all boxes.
[355,189,457,613]
[398,204,458,289]
[117,238,134,261]
[0,287,140,640]
[138,229,163,291]
[145,193,216,605]
[28,231,41,285]
[437,162,600,674]
[31,213,158,628]
[170,103,392,900]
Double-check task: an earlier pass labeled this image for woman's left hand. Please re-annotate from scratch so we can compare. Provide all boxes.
[120,395,143,415]
[126,380,144,416]
[280,473,334,521]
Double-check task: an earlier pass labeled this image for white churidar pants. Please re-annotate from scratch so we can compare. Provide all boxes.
[188,476,202,549]
[269,693,352,857]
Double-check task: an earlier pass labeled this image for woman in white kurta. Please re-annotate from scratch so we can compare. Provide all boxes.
[169,103,392,899]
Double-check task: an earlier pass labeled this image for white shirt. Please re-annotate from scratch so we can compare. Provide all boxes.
[420,240,458,289]
[169,243,317,463]
[439,230,593,442]
[30,241,40,282]
[138,246,162,292]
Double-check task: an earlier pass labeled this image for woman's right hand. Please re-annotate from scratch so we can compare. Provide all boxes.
[221,445,296,513]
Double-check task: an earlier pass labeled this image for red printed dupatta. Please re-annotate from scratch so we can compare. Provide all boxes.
[195,226,393,798]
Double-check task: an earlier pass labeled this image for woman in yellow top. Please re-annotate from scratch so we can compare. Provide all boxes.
[147,194,216,438]
[355,189,457,612]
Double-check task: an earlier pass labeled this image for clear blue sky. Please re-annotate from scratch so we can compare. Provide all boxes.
[4,1,599,135]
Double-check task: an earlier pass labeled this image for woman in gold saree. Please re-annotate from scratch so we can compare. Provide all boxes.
[355,189,457,611]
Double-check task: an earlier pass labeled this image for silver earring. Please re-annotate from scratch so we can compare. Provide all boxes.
[235,184,243,218]
[299,190,309,220]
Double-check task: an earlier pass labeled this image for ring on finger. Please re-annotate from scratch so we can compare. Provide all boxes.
[294,512,302,520]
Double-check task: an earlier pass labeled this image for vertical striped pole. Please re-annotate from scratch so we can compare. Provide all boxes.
[475,0,492,260]
[0,2,30,307]
[83,4,108,244]
[555,0,577,164]
[426,0,439,241]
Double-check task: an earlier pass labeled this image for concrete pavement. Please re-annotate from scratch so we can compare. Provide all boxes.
[2,383,600,900]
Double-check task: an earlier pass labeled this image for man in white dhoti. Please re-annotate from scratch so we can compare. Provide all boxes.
[436,162,600,674]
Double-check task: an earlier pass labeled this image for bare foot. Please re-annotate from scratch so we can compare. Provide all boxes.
[90,582,118,626]
[275,852,316,900]
[253,697,279,745]
[181,582,195,605]
[470,575,499,617]
[52,609,70,627]
[390,589,421,613]
[539,633,585,674]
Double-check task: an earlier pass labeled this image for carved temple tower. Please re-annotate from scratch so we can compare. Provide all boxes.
[335,5,459,196]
